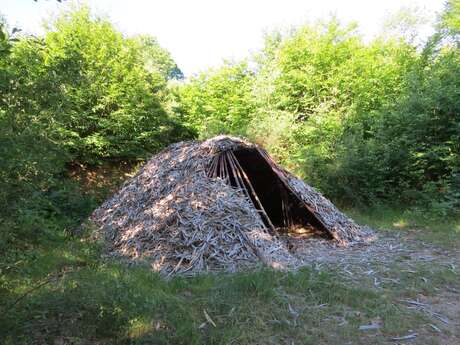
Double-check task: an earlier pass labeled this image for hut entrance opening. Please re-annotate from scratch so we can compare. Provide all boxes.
[206,148,331,239]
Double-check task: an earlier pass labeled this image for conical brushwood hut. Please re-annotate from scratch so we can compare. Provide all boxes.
[91,136,371,275]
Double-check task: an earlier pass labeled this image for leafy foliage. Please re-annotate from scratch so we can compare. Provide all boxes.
[177,11,459,215]
[178,61,255,137]
[3,7,191,164]
[0,7,193,253]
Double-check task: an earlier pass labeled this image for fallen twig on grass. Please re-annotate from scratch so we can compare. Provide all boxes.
[401,299,450,325]
[391,333,418,341]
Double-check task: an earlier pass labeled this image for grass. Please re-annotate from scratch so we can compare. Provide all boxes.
[347,205,460,248]
[1,208,459,345]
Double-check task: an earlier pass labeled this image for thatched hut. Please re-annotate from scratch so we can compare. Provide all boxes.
[91,136,371,275]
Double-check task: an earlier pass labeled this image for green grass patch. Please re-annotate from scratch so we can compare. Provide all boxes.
[2,240,450,345]
[346,205,460,248]
[1,208,459,344]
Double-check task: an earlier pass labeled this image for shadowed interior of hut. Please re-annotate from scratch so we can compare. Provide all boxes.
[206,148,331,239]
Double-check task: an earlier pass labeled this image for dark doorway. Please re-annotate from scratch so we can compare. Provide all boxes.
[207,147,331,239]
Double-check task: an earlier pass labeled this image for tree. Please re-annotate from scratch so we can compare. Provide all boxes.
[382,6,430,44]
[0,7,193,249]
[178,61,255,137]
[3,6,192,163]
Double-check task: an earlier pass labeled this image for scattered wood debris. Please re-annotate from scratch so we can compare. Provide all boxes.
[401,299,451,325]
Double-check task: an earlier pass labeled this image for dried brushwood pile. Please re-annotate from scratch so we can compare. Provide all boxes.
[91,135,372,275]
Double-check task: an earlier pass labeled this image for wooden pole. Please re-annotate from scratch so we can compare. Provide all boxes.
[228,150,276,234]
[207,155,218,178]
[226,151,253,203]
[224,151,242,190]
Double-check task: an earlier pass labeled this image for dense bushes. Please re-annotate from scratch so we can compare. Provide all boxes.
[4,8,192,163]
[0,7,194,253]
[178,62,256,136]
[178,6,459,215]
[319,7,460,213]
